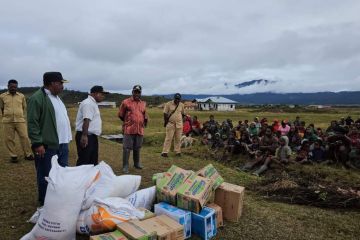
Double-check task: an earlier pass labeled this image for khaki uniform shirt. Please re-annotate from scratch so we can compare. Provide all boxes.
[163,101,185,127]
[0,91,26,123]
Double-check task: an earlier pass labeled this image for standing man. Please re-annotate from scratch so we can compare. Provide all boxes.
[27,72,72,205]
[0,79,33,163]
[161,93,185,157]
[118,85,148,173]
[75,86,108,166]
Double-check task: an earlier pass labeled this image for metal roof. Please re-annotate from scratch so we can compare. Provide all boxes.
[194,96,237,104]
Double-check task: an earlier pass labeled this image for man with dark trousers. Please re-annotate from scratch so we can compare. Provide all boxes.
[27,72,72,205]
[118,85,148,173]
[75,86,108,166]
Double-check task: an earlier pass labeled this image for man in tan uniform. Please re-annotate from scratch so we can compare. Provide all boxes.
[161,93,185,157]
[0,79,33,163]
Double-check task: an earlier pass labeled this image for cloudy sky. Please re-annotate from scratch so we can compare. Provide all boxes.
[1,0,360,95]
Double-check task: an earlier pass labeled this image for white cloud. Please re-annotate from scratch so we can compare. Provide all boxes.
[0,0,360,94]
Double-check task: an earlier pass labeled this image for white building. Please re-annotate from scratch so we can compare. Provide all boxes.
[193,96,237,111]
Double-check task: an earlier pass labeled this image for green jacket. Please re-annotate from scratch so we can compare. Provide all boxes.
[27,88,59,149]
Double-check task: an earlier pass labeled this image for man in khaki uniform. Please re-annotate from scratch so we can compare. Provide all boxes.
[0,79,33,162]
[161,93,185,157]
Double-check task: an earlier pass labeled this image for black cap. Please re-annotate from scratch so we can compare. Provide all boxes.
[133,85,142,92]
[174,93,181,99]
[43,72,69,85]
[90,85,109,94]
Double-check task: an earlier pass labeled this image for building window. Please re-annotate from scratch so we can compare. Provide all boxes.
[230,105,233,108]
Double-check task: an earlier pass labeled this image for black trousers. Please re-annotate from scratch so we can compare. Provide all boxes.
[75,131,99,166]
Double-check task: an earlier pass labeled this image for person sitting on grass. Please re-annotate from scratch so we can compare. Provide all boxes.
[241,127,278,173]
[182,115,192,136]
[270,135,292,165]
[295,139,311,164]
[221,131,241,161]
[248,122,258,137]
[191,115,202,136]
[278,120,290,136]
[310,139,326,163]
[244,136,261,159]
[288,124,302,151]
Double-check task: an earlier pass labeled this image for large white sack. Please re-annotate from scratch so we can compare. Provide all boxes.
[126,186,156,210]
[77,197,145,235]
[21,156,99,240]
[82,161,141,210]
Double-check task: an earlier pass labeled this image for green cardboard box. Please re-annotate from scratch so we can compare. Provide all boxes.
[156,165,193,205]
[196,164,224,190]
[176,173,214,213]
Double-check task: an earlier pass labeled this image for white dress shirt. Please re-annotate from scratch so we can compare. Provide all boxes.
[44,88,72,144]
[75,95,102,136]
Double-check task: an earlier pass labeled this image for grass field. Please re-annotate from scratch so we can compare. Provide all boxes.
[1,107,360,240]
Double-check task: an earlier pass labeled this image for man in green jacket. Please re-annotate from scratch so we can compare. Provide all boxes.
[27,72,72,205]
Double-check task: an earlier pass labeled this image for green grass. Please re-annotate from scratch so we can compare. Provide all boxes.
[0,107,359,240]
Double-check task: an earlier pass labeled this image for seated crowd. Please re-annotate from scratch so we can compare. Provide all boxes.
[181,114,360,176]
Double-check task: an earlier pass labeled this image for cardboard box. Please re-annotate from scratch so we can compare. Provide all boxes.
[117,220,157,240]
[154,202,192,239]
[214,182,245,222]
[196,164,224,190]
[138,207,156,221]
[90,230,128,240]
[156,166,193,205]
[191,207,217,240]
[141,215,184,240]
[206,203,223,228]
[177,173,214,213]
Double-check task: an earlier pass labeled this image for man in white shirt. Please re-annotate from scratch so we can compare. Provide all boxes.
[75,86,108,166]
[27,71,72,205]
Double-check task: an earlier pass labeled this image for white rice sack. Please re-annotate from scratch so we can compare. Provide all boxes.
[109,174,141,198]
[82,161,141,210]
[126,186,156,210]
[21,156,99,240]
[76,197,145,235]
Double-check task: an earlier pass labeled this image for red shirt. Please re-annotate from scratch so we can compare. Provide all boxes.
[118,97,147,135]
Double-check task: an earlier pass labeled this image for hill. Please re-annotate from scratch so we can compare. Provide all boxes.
[170,91,360,105]
[0,87,169,106]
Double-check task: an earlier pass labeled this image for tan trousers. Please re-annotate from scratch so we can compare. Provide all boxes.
[162,122,182,154]
[3,122,32,158]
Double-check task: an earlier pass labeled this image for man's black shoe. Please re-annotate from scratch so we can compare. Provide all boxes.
[134,165,143,170]
[10,157,18,163]
[25,155,34,161]
[161,153,168,158]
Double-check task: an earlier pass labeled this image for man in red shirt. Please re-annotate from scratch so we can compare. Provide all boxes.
[118,85,148,173]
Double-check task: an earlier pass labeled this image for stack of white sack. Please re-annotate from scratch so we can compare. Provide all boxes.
[25,160,157,237]
[21,156,99,240]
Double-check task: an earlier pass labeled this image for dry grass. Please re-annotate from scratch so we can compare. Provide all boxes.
[0,107,359,240]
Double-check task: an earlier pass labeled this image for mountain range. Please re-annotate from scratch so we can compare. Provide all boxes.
[1,87,360,105]
[170,91,360,105]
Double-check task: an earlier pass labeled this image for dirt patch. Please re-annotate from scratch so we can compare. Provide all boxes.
[250,170,360,209]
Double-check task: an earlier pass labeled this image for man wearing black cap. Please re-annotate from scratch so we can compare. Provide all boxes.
[27,72,72,205]
[161,93,185,157]
[118,85,148,173]
[75,86,109,166]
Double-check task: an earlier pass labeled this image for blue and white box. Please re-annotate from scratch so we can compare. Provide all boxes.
[191,207,217,240]
[154,202,192,239]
